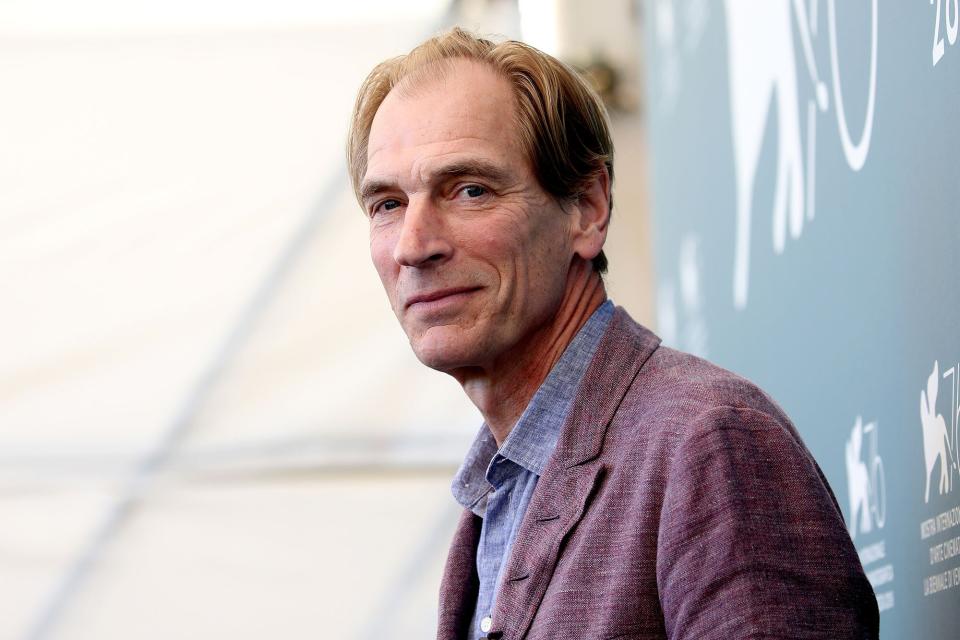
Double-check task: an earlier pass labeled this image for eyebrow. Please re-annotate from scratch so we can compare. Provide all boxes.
[434,159,511,184]
[359,179,396,204]
[360,159,512,204]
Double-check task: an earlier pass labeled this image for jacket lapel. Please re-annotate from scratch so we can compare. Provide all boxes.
[437,508,482,640]
[489,308,661,639]
[490,461,606,638]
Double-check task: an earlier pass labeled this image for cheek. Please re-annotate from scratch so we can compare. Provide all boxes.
[512,216,571,274]
[472,222,560,292]
[519,219,575,304]
[471,211,539,263]
[369,229,398,287]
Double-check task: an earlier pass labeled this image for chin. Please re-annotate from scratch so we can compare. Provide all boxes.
[407,324,489,373]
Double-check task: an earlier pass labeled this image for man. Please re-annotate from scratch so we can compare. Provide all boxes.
[348,27,878,640]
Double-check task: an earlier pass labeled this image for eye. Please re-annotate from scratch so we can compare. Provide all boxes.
[372,199,402,216]
[460,185,487,198]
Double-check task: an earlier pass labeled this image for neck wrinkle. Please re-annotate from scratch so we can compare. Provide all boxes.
[461,262,607,446]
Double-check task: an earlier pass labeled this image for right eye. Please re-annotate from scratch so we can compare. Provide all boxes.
[372,199,402,216]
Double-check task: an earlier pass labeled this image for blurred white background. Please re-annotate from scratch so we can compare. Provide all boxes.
[0,1,653,637]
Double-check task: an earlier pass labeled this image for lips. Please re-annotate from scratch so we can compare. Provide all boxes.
[404,286,482,309]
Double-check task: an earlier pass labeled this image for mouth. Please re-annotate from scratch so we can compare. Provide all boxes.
[404,286,482,310]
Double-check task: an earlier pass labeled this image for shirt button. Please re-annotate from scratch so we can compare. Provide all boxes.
[480,616,493,632]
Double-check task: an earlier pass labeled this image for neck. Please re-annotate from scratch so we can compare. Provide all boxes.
[456,261,607,446]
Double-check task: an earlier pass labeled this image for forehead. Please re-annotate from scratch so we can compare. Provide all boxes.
[365,59,524,183]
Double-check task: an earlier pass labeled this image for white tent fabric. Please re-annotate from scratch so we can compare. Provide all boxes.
[0,20,485,639]
[0,3,653,637]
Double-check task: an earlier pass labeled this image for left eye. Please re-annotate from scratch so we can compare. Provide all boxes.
[461,185,486,198]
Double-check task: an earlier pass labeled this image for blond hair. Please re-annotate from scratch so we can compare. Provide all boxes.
[346,27,614,272]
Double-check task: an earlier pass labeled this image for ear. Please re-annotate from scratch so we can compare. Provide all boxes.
[570,166,611,264]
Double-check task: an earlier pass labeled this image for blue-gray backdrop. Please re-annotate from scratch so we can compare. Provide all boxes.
[643,1,959,636]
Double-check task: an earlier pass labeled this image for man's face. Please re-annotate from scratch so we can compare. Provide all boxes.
[362,60,578,373]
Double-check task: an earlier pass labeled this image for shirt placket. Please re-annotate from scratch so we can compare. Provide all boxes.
[472,459,519,639]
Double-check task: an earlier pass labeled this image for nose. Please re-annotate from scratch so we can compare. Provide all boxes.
[392,196,453,267]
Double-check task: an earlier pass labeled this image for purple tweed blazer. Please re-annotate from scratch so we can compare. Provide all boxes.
[437,307,879,639]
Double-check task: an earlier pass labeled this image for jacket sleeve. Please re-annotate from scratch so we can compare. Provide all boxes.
[655,405,879,639]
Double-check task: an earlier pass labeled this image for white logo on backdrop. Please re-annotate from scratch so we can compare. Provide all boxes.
[921,361,957,502]
[930,0,960,66]
[657,235,708,358]
[919,360,960,601]
[845,416,886,538]
[652,0,711,113]
[844,415,894,610]
[724,0,877,308]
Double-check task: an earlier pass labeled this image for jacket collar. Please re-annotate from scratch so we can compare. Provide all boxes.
[486,307,661,639]
[553,306,662,469]
[437,307,662,639]
[450,301,615,516]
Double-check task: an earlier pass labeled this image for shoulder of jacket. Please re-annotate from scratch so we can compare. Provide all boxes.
[598,343,797,458]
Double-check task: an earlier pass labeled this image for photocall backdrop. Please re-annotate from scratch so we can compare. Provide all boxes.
[642,1,959,637]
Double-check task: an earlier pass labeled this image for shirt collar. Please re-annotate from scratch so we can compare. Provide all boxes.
[451,300,615,513]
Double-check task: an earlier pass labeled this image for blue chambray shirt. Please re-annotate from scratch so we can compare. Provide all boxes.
[450,301,614,640]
